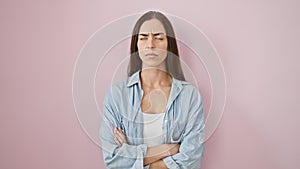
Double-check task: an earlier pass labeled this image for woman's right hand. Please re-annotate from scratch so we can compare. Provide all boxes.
[114,127,128,147]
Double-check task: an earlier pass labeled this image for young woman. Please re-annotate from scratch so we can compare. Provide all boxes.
[100,11,204,169]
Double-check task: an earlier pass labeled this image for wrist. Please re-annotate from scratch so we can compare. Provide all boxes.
[163,144,172,157]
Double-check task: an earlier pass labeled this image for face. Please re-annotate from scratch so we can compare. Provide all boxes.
[137,19,168,70]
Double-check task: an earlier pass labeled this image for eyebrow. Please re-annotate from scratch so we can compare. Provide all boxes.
[138,33,165,36]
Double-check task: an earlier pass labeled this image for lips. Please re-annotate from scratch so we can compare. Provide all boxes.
[145,53,159,58]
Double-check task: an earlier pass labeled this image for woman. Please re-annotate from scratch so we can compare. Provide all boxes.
[100,11,204,169]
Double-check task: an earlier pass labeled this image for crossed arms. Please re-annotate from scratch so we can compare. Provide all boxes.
[114,127,180,168]
[100,87,204,169]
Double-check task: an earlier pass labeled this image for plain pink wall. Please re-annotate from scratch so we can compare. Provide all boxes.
[1,0,299,169]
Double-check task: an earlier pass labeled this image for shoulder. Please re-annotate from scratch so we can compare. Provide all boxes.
[106,79,128,96]
[174,78,202,99]
[104,79,128,101]
[172,78,203,109]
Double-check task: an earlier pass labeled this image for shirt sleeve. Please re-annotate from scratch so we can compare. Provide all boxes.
[100,87,148,169]
[163,87,205,169]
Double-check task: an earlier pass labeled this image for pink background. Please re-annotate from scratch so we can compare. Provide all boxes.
[1,0,300,169]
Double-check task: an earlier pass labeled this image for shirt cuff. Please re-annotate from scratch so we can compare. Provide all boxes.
[138,144,148,157]
[163,156,180,169]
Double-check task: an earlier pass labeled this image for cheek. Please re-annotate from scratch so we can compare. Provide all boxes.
[159,43,168,52]
[137,43,144,58]
[137,42,144,51]
[160,41,168,50]
[137,42,141,50]
[163,43,168,50]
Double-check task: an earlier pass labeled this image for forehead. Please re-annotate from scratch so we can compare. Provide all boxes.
[139,19,166,34]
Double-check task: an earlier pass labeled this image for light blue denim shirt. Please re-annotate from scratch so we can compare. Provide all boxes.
[100,71,204,169]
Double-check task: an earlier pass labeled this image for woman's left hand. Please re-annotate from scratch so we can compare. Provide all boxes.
[114,127,128,147]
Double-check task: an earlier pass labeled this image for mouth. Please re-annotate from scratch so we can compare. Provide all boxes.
[145,53,159,58]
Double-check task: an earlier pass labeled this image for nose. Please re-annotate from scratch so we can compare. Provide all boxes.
[146,35,155,49]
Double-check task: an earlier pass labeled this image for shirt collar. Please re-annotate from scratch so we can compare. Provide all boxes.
[126,71,140,87]
[126,70,190,89]
[126,70,190,119]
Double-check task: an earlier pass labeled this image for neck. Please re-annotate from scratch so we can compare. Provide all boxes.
[140,68,172,87]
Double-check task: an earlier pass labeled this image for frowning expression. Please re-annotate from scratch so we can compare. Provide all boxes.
[137,19,168,70]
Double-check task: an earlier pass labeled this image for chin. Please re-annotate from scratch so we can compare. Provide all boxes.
[142,62,166,71]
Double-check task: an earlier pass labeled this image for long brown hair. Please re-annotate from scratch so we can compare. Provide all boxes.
[128,11,185,81]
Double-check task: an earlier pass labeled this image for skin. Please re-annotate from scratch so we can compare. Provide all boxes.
[137,18,168,71]
[114,19,180,168]
[114,128,179,168]
[138,18,171,114]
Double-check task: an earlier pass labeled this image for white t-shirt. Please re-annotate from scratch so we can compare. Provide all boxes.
[142,112,165,147]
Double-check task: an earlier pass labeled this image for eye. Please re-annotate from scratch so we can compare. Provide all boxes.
[155,38,164,40]
[139,37,147,40]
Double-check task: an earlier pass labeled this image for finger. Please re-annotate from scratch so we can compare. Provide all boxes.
[115,128,126,140]
[114,137,121,147]
[115,128,124,136]
[114,136,120,145]
[115,133,125,143]
[118,127,124,133]
[113,128,123,146]
[114,128,118,134]
[116,129,127,141]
